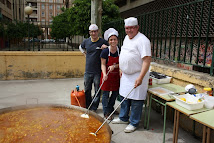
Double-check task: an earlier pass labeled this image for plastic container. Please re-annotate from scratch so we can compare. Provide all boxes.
[204,95,214,109]
[203,87,213,96]
[151,76,172,84]
[174,94,204,110]
[71,85,86,108]
[148,87,174,95]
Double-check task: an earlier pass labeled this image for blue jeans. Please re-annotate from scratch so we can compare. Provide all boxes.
[119,96,144,127]
[84,73,101,111]
[102,90,119,116]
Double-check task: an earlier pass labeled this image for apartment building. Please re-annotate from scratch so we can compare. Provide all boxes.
[0,0,25,21]
[24,0,64,39]
[12,0,25,21]
[0,0,12,21]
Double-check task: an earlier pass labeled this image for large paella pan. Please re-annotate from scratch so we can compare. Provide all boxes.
[0,104,112,143]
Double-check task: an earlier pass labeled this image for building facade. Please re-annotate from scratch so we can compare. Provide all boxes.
[0,0,12,21]
[25,0,65,39]
[12,0,25,21]
[0,0,25,22]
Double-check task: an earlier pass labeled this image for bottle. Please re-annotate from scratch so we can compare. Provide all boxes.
[149,78,152,85]
[76,85,79,91]
[203,87,213,96]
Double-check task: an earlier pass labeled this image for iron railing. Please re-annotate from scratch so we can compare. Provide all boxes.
[0,20,84,51]
[103,0,213,76]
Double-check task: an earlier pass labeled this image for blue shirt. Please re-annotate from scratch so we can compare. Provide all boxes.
[100,47,119,64]
[81,38,108,74]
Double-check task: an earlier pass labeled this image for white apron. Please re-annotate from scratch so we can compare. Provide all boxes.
[119,71,149,100]
[119,32,151,100]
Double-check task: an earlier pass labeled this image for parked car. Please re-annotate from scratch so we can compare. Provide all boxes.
[41,39,55,43]
[56,39,65,42]
[49,39,55,43]
[29,38,41,42]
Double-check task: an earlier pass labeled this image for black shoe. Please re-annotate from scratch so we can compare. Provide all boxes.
[113,110,119,115]
[104,114,114,120]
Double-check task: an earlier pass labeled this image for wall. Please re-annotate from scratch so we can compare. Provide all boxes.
[0,51,85,80]
[150,62,214,92]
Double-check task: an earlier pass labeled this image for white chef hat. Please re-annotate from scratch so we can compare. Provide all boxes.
[104,28,119,41]
[89,24,98,31]
[124,17,138,26]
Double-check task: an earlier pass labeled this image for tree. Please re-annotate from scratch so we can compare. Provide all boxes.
[5,21,42,41]
[51,0,121,38]
[0,22,4,37]
[50,10,70,39]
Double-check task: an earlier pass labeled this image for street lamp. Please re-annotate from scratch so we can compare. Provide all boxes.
[24,6,33,51]
[37,22,41,51]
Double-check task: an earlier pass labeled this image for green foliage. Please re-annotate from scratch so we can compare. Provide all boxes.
[50,10,70,39]
[102,0,121,24]
[68,0,91,36]
[51,0,121,37]
[0,22,4,36]
[5,21,42,39]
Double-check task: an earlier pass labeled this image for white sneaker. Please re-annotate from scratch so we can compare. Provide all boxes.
[112,118,128,124]
[124,124,136,133]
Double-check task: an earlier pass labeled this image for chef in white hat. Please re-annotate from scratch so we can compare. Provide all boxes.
[100,28,120,120]
[112,17,152,133]
[79,24,108,112]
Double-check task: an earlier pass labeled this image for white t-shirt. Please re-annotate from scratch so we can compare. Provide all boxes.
[119,32,151,74]
[119,32,151,100]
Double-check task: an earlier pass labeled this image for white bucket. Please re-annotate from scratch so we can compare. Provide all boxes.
[204,95,214,109]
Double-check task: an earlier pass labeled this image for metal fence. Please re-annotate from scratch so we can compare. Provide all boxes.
[0,20,84,51]
[103,0,214,76]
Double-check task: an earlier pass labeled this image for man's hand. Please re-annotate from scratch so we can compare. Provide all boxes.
[134,77,143,88]
[101,44,108,49]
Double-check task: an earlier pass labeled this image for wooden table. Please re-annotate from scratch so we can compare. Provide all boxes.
[146,83,185,143]
[167,102,210,143]
[190,110,214,143]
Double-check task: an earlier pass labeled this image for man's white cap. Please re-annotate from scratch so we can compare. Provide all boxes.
[124,17,138,26]
[89,24,98,31]
[104,28,118,41]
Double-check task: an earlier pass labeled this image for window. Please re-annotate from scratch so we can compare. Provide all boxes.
[49,12,52,17]
[49,5,52,9]
[42,4,45,9]
[57,5,60,10]
[41,0,45,2]
[42,11,45,17]
[41,19,45,25]
[7,0,11,9]
[49,0,53,2]
[0,0,5,4]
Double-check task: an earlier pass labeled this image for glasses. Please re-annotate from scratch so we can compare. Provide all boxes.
[89,30,98,34]
[125,26,137,30]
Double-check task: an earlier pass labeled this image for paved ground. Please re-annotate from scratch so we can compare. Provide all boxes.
[0,78,201,143]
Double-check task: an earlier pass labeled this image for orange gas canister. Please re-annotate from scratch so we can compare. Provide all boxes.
[70,85,86,108]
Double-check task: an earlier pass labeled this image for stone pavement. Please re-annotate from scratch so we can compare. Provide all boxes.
[0,78,201,143]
